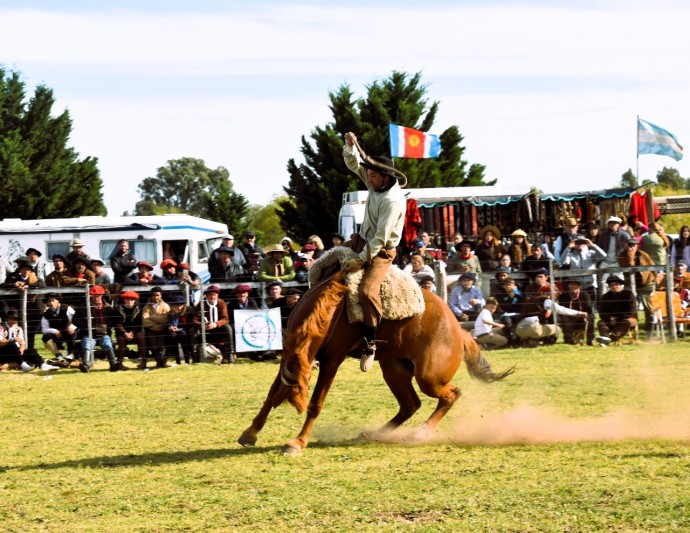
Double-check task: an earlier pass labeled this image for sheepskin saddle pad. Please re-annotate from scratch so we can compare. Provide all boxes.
[308,246,426,324]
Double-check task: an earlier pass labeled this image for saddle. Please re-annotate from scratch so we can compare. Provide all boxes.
[308,247,426,324]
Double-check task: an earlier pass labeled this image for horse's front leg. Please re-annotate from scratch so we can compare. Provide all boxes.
[238,372,281,447]
[282,356,344,455]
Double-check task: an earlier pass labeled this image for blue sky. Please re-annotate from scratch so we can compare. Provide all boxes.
[1,1,689,216]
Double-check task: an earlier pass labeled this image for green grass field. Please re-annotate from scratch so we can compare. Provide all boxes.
[2,340,689,532]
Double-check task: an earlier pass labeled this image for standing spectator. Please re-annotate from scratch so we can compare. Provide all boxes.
[473,297,508,350]
[553,218,580,267]
[557,278,594,345]
[584,223,601,247]
[41,292,78,364]
[640,222,670,268]
[91,258,111,286]
[475,226,504,272]
[598,216,632,283]
[46,254,78,287]
[446,233,464,259]
[209,234,246,273]
[559,236,605,305]
[448,272,485,325]
[307,235,326,259]
[26,248,46,287]
[192,285,234,364]
[72,257,96,286]
[294,250,316,284]
[412,238,435,267]
[522,245,552,278]
[66,239,93,275]
[258,244,296,283]
[113,290,145,369]
[210,246,243,299]
[618,238,656,337]
[141,286,171,368]
[110,239,137,283]
[670,225,690,266]
[240,231,264,262]
[73,285,121,373]
[596,275,638,346]
[506,229,532,271]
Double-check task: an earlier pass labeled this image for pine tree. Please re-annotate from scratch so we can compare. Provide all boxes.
[277,71,495,241]
[0,68,106,218]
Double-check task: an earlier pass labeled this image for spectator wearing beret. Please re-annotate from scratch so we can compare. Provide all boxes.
[191,285,234,364]
[160,259,179,284]
[73,285,122,372]
[113,290,144,368]
[123,261,165,286]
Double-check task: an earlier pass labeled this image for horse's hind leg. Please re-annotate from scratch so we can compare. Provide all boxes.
[368,358,421,437]
[414,374,461,437]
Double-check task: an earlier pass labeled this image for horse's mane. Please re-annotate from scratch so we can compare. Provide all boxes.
[272,272,349,413]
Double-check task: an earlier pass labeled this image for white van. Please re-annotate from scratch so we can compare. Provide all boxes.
[0,214,228,281]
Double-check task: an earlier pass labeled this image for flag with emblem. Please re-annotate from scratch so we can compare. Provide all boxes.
[389,123,441,159]
[637,118,683,161]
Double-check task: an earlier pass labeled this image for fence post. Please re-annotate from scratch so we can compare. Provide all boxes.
[85,285,93,366]
[199,283,207,359]
[665,260,677,342]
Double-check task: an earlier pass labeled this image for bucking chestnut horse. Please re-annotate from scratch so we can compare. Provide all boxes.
[238,272,514,455]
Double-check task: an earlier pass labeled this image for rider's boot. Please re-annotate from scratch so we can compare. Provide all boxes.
[360,325,377,373]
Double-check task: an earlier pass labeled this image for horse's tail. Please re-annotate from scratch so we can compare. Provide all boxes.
[271,272,349,414]
[463,335,516,383]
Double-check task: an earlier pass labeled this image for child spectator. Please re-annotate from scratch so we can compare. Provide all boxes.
[473,297,507,350]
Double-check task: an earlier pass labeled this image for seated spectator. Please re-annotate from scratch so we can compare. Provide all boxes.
[141,286,171,369]
[418,274,436,293]
[265,280,283,307]
[192,285,234,364]
[245,250,262,280]
[557,278,594,345]
[403,253,435,284]
[448,272,485,327]
[331,233,345,248]
[240,231,264,262]
[113,290,145,369]
[447,241,482,275]
[46,254,79,287]
[160,259,179,284]
[280,237,300,264]
[270,287,303,329]
[506,229,532,271]
[26,247,46,287]
[498,254,518,273]
[489,267,512,298]
[167,293,193,365]
[473,297,508,350]
[110,239,137,283]
[515,268,559,347]
[209,234,246,273]
[522,245,552,278]
[259,244,296,283]
[175,262,201,288]
[306,235,326,259]
[91,258,111,285]
[496,276,524,343]
[41,292,78,366]
[124,261,166,287]
[3,257,42,354]
[446,233,463,259]
[210,246,243,299]
[66,239,93,275]
[475,226,504,272]
[72,257,96,286]
[73,285,122,372]
[618,237,656,336]
[596,275,638,346]
[0,313,51,372]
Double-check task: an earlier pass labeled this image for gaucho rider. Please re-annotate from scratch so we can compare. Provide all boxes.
[343,132,406,373]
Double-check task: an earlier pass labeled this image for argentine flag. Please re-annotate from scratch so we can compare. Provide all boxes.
[638,118,683,161]
[389,124,441,159]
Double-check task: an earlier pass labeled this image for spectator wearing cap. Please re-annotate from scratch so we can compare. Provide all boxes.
[264,280,283,308]
[412,238,435,267]
[258,244,296,283]
[240,230,264,263]
[448,272,485,327]
[560,235,606,303]
[640,222,670,268]
[557,278,594,345]
[73,285,121,372]
[475,226,505,272]
[598,215,632,277]
[447,241,482,275]
[113,290,145,368]
[72,256,97,286]
[618,237,656,336]
[66,239,94,275]
[26,247,46,287]
[91,258,111,285]
[192,285,234,364]
[595,275,638,345]
[294,244,317,283]
[140,287,172,368]
[210,246,243,295]
[403,253,435,285]
[160,259,179,284]
[166,293,193,365]
[46,254,79,287]
[124,261,165,287]
[270,287,303,329]
[506,229,532,271]
[306,235,325,259]
[209,234,247,273]
[110,239,137,283]
[41,292,78,364]
[553,218,581,267]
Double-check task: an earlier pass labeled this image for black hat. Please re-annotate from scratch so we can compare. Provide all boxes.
[284,288,303,296]
[72,256,90,266]
[532,268,549,277]
[217,245,234,255]
[52,254,66,262]
[459,272,476,281]
[43,292,60,303]
[244,230,256,238]
[26,248,42,257]
[418,274,434,284]
[360,155,398,180]
[606,274,625,285]
[626,238,639,246]
[266,280,283,288]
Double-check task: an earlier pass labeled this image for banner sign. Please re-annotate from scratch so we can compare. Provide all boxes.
[233,308,282,352]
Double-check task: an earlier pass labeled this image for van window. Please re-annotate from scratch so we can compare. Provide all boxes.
[100,240,156,265]
[198,241,209,263]
[46,242,71,261]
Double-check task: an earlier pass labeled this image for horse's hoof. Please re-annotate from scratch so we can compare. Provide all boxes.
[281,443,302,456]
[237,432,257,447]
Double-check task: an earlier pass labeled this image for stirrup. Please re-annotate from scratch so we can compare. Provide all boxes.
[360,340,376,372]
